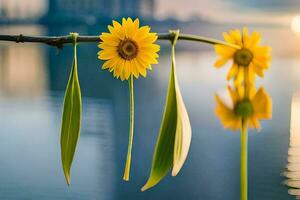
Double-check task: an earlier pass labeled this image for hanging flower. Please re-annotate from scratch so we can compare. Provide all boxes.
[98,17,160,80]
[215,85,272,131]
[214,28,271,85]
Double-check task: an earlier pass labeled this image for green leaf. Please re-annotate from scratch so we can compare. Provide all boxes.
[142,32,191,191]
[172,68,192,176]
[60,42,82,185]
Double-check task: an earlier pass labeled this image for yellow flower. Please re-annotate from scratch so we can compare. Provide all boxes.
[98,17,160,80]
[214,28,271,85]
[215,85,272,131]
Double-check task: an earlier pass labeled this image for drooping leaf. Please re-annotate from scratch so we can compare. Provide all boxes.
[141,65,177,191]
[60,42,82,185]
[172,70,192,176]
[142,33,191,191]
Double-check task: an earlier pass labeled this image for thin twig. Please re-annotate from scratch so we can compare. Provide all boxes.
[0,33,239,49]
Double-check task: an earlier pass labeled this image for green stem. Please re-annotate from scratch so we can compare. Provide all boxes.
[170,30,180,71]
[177,33,240,49]
[0,33,240,49]
[244,67,249,98]
[241,119,248,200]
[123,75,134,181]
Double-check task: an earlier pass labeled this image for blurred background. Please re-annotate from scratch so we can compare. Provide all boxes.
[0,0,300,199]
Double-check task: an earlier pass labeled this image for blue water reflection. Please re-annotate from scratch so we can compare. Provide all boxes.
[0,25,297,199]
[0,95,115,199]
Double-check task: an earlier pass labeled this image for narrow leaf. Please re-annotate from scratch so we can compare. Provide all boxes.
[172,73,192,176]
[142,36,191,191]
[141,65,177,191]
[60,43,82,185]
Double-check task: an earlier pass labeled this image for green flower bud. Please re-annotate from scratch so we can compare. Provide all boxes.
[234,99,254,118]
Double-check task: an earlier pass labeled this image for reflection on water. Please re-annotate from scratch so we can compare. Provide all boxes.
[0,24,298,199]
[0,25,47,97]
[284,94,300,199]
[0,95,116,199]
[0,25,116,199]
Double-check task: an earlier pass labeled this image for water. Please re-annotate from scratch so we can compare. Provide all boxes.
[0,24,298,199]
[284,95,300,199]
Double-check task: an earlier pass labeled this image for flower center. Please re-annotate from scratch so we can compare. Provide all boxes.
[234,99,254,118]
[118,38,139,60]
[234,48,253,67]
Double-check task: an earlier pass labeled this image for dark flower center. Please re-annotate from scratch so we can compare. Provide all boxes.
[118,38,138,60]
[234,48,253,67]
[234,99,254,118]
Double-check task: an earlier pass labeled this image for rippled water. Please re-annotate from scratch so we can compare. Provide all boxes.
[0,25,299,199]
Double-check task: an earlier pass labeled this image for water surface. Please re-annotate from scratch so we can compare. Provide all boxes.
[0,25,298,199]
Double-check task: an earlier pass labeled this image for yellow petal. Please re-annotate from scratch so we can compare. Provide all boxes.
[112,20,122,28]
[109,23,125,40]
[124,61,131,80]
[227,86,239,104]
[214,57,229,68]
[114,59,124,78]
[236,84,245,100]
[139,33,158,43]
[227,64,238,80]
[248,117,261,130]
[140,44,160,52]
[98,50,118,60]
[252,87,272,119]
[248,81,256,99]
[229,29,242,45]
[139,53,158,64]
[102,57,120,70]
[247,67,256,85]
[125,17,136,38]
[98,43,118,49]
[242,27,249,39]
[245,31,261,49]
[133,18,140,30]
[138,64,147,77]
[135,26,151,41]
[100,33,119,45]
[136,57,151,70]
[252,58,270,69]
[234,66,244,86]
[131,59,140,78]
[215,95,242,131]
[222,32,235,44]
[253,46,271,57]
[251,63,264,77]
[214,45,235,58]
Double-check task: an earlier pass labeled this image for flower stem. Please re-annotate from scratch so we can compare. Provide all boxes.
[123,75,135,181]
[176,33,240,49]
[0,33,240,49]
[241,119,248,200]
[244,67,250,98]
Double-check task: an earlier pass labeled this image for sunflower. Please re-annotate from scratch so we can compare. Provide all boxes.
[214,28,271,85]
[98,17,160,80]
[215,85,272,131]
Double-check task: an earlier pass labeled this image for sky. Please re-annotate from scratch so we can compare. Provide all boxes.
[155,0,300,26]
[1,0,300,27]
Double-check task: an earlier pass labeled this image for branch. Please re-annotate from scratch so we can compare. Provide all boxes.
[0,33,239,49]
